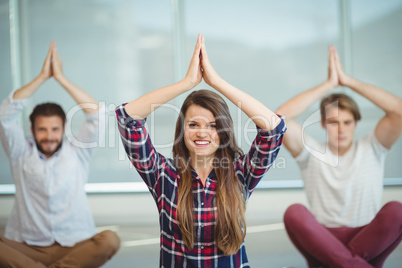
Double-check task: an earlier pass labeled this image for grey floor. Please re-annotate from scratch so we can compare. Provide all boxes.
[100,223,402,268]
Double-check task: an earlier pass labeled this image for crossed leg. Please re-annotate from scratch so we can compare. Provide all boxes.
[0,230,120,268]
[283,202,402,268]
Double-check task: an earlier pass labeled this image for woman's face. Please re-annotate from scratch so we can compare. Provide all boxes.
[183,104,220,162]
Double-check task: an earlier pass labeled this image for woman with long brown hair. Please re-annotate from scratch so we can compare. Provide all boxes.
[116,34,286,267]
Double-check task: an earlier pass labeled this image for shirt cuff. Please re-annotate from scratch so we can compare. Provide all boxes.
[85,103,106,121]
[257,115,287,139]
[2,89,29,111]
[7,89,29,105]
[115,103,146,128]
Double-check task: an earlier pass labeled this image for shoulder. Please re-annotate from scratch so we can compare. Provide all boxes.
[294,136,324,163]
[357,131,389,159]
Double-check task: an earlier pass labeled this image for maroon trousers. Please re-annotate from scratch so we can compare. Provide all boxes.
[284,201,402,268]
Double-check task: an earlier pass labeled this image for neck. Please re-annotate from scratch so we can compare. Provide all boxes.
[191,155,214,184]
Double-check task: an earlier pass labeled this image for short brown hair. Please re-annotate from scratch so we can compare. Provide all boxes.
[320,93,361,123]
[30,103,67,128]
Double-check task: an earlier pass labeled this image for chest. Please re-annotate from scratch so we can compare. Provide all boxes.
[18,147,84,198]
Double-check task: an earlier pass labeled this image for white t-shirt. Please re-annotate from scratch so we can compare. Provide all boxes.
[295,132,389,227]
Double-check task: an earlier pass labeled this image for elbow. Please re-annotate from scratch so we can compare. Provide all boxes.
[391,98,402,122]
[275,108,290,122]
[275,107,286,118]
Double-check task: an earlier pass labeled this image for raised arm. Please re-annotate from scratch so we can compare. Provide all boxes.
[52,42,99,114]
[275,46,339,157]
[1,43,54,159]
[334,49,402,149]
[124,34,203,119]
[199,35,280,132]
[13,43,53,100]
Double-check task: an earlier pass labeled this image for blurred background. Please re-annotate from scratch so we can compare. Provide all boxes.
[0,0,401,267]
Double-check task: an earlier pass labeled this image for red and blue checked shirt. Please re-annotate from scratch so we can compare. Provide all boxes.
[116,104,286,268]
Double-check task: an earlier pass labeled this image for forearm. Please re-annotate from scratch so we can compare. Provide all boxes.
[13,74,47,100]
[346,78,402,116]
[0,95,27,159]
[211,78,280,131]
[276,80,334,120]
[124,79,193,120]
[56,75,99,114]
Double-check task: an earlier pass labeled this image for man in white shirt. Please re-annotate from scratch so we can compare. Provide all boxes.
[276,46,402,268]
[0,42,120,267]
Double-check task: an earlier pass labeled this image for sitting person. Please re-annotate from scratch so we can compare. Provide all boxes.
[116,34,286,267]
[0,42,120,268]
[276,45,402,268]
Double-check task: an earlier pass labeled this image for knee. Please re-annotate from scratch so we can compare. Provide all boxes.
[283,203,309,228]
[94,230,121,256]
[378,201,402,226]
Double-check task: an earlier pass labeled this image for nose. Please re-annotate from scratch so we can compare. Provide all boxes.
[45,130,52,139]
[338,123,344,133]
[196,127,209,138]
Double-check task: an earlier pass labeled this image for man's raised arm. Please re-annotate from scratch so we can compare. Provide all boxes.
[52,42,99,114]
[333,49,402,149]
[275,46,339,157]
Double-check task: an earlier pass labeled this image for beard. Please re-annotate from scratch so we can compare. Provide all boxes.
[34,137,63,157]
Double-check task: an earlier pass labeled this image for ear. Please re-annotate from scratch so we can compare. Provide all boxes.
[30,126,34,135]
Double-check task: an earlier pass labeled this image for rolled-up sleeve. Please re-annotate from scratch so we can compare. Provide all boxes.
[236,116,287,196]
[67,104,107,164]
[115,103,169,198]
[0,90,29,160]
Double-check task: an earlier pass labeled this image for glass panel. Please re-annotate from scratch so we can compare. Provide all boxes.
[0,1,13,184]
[350,0,402,178]
[185,0,341,180]
[2,0,400,185]
[12,0,173,183]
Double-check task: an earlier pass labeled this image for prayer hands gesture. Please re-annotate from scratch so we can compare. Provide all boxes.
[327,45,352,88]
[39,42,54,80]
[38,41,65,82]
[184,34,223,90]
[51,42,64,82]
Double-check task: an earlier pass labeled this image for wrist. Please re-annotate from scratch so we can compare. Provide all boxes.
[340,75,353,87]
[54,73,66,83]
[37,73,49,82]
[209,76,225,90]
[180,77,196,91]
[324,80,337,91]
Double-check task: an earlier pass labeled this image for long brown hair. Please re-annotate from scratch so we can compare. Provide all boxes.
[172,90,246,255]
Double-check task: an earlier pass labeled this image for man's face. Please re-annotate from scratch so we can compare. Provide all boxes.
[322,106,356,156]
[31,115,64,158]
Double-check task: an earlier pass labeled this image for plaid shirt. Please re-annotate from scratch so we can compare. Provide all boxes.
[116,104,286,268]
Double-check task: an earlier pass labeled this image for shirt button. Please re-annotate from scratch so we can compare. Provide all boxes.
[201,202,204,206]
[201,246,204,249]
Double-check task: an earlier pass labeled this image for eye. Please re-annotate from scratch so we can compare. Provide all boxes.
[188,123,197,128]
[209,124,217,128]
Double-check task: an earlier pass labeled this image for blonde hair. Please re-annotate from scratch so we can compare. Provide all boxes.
[320,93,361,123]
